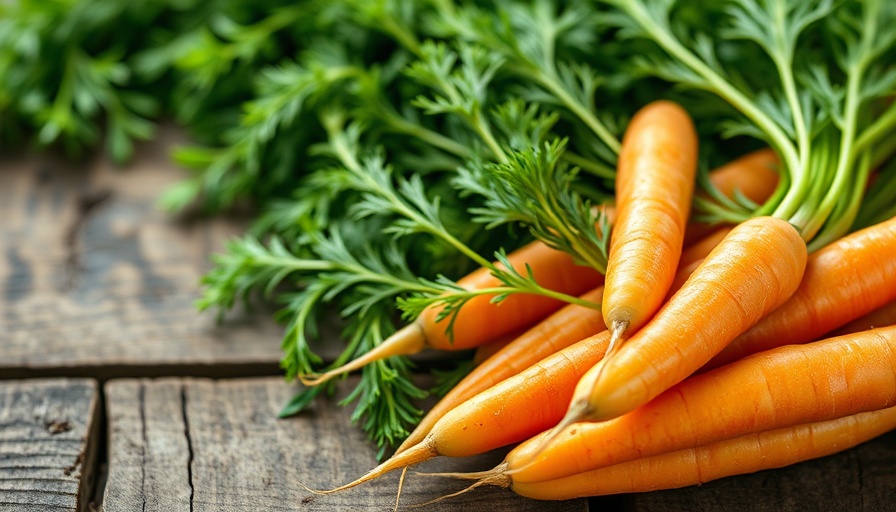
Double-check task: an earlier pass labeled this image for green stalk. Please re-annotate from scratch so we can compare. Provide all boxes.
[530,67,622,155]
[768,0,810,194]
[560,151,616,179]
[382,112,476,159]
[808,150,873,251]
[800,3,878,242]
[857,101,896,160]
[446,286,601,310]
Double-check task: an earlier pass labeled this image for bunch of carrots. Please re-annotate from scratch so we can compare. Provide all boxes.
[260,0,896,504]
[292,97,896,505]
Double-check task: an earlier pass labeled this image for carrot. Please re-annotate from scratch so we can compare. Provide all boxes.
[464,325,896,485]
[700,147,780,204]
[318,249,714,493]
[300,239,605,385]
[705,214,896,371]
[602,100,698,346]
[830,299,896,337]
[497,406,896,500]
[557,216,806,431]
[683,148,780,245]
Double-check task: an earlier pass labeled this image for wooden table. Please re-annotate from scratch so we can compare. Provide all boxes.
[1,132,894,511]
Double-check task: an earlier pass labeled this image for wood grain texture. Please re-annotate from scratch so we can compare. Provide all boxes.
[102,377,586,512]
[0,130,290,379]
[0,379,99,512]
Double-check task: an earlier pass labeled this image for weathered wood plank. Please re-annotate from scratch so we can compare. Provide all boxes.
[0,379,100,512]
[0,130,289,379]
[615,428,896,512]
[102,377,587,512]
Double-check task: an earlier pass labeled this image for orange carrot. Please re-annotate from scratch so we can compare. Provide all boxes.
[558,216,806,429]
[701,147,780,203]
[683,148,780,245]
[706,215,896,371]
[602,100,698,345]
[495,406,896,500]
[301,240,605,385]
[830,299,896,337]
[473,325,896,485]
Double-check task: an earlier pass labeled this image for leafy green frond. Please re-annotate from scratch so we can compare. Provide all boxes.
[453,139,610,273]
[196,235,335,315]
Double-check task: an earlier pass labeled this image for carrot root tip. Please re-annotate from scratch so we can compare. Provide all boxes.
[608,319,629,355]
[405,475,507,509]
[298,323,428,387]
[414,462,508,482]
[298,372,327,386]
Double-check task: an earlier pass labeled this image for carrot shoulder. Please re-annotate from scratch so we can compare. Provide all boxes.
[683,147,779,245]
[602,100,698,343]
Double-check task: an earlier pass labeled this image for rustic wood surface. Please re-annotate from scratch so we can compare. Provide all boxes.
[101,377,586,512]
[0,132,287,379]
[0,379,99,512]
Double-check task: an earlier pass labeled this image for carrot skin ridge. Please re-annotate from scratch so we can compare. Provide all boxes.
[577,216,808,423]
[602,100,699,339]
[505,325,896,484]
[510,405,896,500]
[706,214,896,371]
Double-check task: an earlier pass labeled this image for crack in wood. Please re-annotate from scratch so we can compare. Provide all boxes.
[180,385,195,512]
[139,383,147,512]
